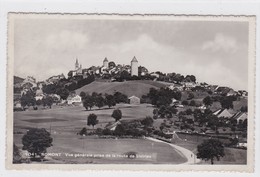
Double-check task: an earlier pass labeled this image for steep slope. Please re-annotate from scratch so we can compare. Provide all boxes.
[75,80,167,98]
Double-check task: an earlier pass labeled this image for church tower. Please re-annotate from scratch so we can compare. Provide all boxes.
[103,57,109,68]
[131,56,138,76]
[75,58,79,70]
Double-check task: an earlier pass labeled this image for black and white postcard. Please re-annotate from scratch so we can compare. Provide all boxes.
[6,14,256,172]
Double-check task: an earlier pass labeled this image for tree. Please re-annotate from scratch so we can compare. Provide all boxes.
[197,139,225,165]
[105,94,116,108]
[95,94,105,109]
[153,108,159,119]
[13,143,22,163]
[220,96,234,109]
[141,116,154,127]
[185,108,193,115]
[189,100,196,106]
[42,96,53,108]
[240,106,248,112]
[108,61,116,69]
[20,92,36,108]
[112,109,122,122]
[182,100,189,106]
[83,94,95,110]
[114,92,128,103]
[114,124,126,136]
[87,114,98,129]
[80,91,86,99]
[203,96,213,107]
[187,93,194,100]
[22,128,53,158]
[56,87,70,100]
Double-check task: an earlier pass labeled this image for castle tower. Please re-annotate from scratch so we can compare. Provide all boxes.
[131,56,138,76]
[103,57,109,68]
[75,58,79,70]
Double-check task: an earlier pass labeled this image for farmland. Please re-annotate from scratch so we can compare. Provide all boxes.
[13,104,187,164]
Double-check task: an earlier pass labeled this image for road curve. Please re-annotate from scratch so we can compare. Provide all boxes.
[146,137,201,165]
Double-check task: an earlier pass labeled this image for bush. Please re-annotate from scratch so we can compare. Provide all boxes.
[182,100,189,106]
[95,128,103,136]
[79,127,87,136]
[102,128,113,135]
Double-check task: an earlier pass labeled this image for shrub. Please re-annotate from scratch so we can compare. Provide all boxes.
[79,127,87,136]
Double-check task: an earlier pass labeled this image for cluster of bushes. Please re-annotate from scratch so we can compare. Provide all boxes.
[143,87,182,107]
[78,120,149,138]
[153,105,178,119]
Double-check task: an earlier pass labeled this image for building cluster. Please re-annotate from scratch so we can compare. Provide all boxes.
[68,56,149,79]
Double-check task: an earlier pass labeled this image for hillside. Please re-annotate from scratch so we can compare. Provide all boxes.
[14,76,24,84]
[75,80,167,98]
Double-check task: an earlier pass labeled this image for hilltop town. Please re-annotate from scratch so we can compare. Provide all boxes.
[13,56,248,164]
[14,56,248,110]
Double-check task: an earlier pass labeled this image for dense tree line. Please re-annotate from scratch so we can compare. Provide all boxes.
[80,91,128,110]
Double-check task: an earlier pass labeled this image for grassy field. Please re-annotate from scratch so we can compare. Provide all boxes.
[14,103,154,134]
[75,80,167,97]
[13,104,187,164]
[174,133,247,165]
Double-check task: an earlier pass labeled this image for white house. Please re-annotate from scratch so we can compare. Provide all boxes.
[128,95,140,104]
[67,95,82,105]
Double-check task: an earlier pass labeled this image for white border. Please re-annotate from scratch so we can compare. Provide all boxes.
[0,0,259,177]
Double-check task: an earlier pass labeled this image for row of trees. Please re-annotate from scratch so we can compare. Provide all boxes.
[80,91,128,110]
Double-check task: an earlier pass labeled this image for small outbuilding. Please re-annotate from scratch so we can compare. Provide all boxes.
[128,95,140,105]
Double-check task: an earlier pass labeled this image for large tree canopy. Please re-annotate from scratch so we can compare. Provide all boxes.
[22,128,53,158]
[197,139,225,164]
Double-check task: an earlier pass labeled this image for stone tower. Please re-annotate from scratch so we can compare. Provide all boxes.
[103,57,109,68]
[131,56,138,76]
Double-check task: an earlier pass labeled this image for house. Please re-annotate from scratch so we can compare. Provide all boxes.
[182,82,197,90]
[231,111,247,123]
[214,86,230,95]
[237,141,247,148]
[199,105,207,110]
[227,89,237,96]
[238,90,248,97]
[22,76,37,88]
[128,95,140,104]
[106,121,121,131]
[213,108,233,118]
[46,73,65,84]
[35,94,45,101]
[168,84,183,91]
[150,72,160,78]
[171,98,178,104]
[67,95,82,105]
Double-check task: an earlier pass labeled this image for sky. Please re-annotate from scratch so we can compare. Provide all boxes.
[13,16,249,91]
